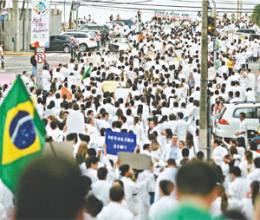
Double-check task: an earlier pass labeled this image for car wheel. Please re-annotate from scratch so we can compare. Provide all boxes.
[63,46,70,53]
[79,43,88,52]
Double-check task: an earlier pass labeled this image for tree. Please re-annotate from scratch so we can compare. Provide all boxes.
[251,4,260,27]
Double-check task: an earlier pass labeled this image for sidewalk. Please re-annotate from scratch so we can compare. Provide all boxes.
[4,51,33,56]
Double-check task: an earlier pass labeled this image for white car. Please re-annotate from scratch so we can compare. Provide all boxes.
[109,38,130,52]
[214,103,260,140]
[60,31,97,52]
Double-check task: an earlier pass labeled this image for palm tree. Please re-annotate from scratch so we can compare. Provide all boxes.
[251,4,260,27]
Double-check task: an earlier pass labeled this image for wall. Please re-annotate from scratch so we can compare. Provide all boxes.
[0,8,61,51]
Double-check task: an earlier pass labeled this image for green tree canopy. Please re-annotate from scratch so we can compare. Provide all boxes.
[251,4,260,27]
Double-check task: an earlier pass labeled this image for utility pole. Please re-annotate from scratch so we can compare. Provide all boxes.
[237,0,242,20]
[76,0,79,30]
[211,0,217,65]
[63,0,66,31]
[13,0,20,51]
[26,0,29,51]
[199,0,209,158]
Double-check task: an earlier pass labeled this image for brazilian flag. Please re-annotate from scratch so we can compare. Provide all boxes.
[0,75,45,193]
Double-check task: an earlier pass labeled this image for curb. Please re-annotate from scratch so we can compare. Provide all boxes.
[5,51,34,56]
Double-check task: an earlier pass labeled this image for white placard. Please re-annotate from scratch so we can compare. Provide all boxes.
[31,0,50,47]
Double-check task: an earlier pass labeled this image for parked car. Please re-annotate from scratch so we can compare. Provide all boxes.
[44,35,71,53]
[109,38,130,52]
[214,102,260,140]
[60,31,97,52]
[78,24,109,33]
[236,29,256,35]
[115,19,135,28]
[250,34,260,41]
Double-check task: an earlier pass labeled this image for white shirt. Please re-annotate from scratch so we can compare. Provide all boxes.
[92,180,111,205]
[239,120,247,140]
[228,177,249,200]
[84,168,98,184]
[211,146,228,165]
[121,176,138,215]
[154,167,177,202]
[98,202,134,220]
[247,168,260,182]
[66,109,85,135]
[175,119,188,141]
[0,180,13,219]
[149,196,178,220]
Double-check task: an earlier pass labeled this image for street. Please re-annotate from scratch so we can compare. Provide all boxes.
[0,52,71,74]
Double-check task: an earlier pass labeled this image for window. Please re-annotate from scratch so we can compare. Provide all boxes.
[233,107,256,118]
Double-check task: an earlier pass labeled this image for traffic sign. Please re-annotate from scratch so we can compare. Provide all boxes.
[35,52,46,63]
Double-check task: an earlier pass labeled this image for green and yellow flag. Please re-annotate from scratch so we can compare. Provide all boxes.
[0,75,45,193]
[82,65,92,80]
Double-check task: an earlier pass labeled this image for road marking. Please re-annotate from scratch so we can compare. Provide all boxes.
[47,53,55,57]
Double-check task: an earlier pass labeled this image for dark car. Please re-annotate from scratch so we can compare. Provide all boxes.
[250,34,260,41]
[46,35,71,53]
[236,29,256,34]
[115,19,134,28]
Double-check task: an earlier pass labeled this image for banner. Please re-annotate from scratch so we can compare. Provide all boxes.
[0,74,16,85]
[118,152,152,170]
[31,0,50,47]
[105,129,136,155]
[154,10,192,21]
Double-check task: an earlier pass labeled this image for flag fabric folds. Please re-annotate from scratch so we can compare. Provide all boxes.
[0,75,45,193]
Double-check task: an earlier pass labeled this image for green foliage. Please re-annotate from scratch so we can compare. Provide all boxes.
[251,4,260,27]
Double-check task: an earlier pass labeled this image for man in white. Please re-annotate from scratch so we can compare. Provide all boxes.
[65,103,86,135]
[235,112,247,148]
[149,180,178,220]
[175,112,188,142]
[247,158,260,182]
[92,167,111,206]
[119,164,139,216]
[228,166,249,200]
[98,184,134,220]
[211,139,228,165]
[154,159,178,202]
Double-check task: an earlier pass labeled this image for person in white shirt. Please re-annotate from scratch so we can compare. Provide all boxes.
[211,140,228,165]
[175,112,188,142]
[247,158,260,183]
[240,181,260,220]
[235,112,247,148]
[119,164,139,216]
[149,180,178,220]
[84,156,99,184]
[228,166,249,200]
[65,103,86,135]
[92,167,111,206]
[84,194,103,220]
[98,184,134,220]
[0,180,13,219]
[154,159,178,202]
[245,88,256,102]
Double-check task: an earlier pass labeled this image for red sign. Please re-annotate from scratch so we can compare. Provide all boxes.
[35,52,46,63]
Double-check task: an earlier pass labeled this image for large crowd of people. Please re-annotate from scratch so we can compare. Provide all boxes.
[0,13,260,220]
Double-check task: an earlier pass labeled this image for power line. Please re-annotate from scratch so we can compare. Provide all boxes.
[79,0,257,8]
[73,2,256,13]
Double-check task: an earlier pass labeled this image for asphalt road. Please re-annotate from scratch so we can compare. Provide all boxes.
[0,52,71,74]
